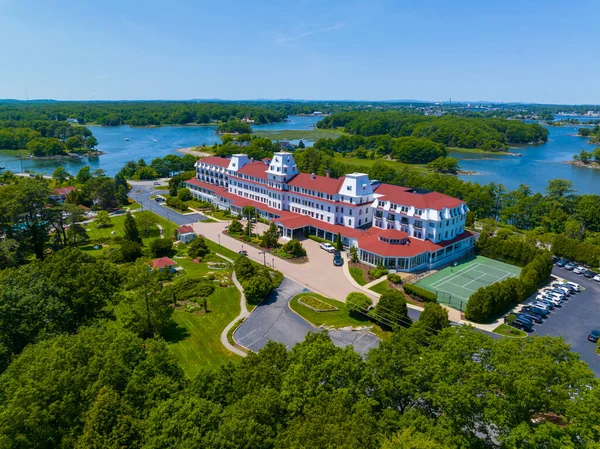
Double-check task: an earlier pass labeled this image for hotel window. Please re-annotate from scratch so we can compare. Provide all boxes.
[349,209,353,216]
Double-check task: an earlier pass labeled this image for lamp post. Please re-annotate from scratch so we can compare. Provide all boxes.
[259,250,266,266]
[218,234,221,247]
[272,257,275,269]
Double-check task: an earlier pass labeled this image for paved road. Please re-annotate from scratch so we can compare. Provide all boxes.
[128,181,206,226]
[528,267,600,376]
[234,277,381,356]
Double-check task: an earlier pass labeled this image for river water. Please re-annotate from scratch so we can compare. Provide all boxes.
[0,115,598,195]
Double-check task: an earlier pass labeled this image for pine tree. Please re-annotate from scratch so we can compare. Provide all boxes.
[336,233,343,251]
[123,212,142,244]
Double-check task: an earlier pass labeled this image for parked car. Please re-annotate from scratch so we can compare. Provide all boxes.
[532,300,554,311]
[536,296,559,308]
[545,288,568,298]
[517,311,543,324]
[543,296,563,307]
[238,250,248,256]
[319,242,335,253]
[565,263,575,270]
[551,285,571,296]
[594,274,600,282]
[153,181,161,185]
[333,251,343,267]
[588,330,600,343]
[573,267,585,275]
[522,305,549,317]
[542,290,564,301]
[563,281,581,292]
[584,270,596,278]
[554,282,576,293]
[556,259,567,267]
[512,317,533,332]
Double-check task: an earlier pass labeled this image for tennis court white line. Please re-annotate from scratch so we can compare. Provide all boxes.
[462,271,493,289]
[429,263,482,289]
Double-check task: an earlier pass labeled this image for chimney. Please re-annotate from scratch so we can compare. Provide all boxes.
[326,169,331,178]
[311,173,316,179]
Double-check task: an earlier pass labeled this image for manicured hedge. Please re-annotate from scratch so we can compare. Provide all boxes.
[465,252,553,323]
[552,235,600,268]
[476,232,542,267]
[403,284,437,302]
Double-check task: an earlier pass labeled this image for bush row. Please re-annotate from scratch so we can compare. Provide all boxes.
[402,284,437,302]
[465,253,553,323]
[552,235,600,268]
[476,232,542,267]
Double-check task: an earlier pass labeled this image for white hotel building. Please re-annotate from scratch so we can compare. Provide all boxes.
[186,152,474,272]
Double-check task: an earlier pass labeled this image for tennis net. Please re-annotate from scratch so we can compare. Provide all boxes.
[450,267,514,284]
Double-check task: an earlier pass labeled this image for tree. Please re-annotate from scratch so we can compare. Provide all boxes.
[188,235,209,260]
[349,246,360,263]
[335,233,343,251]
[52,166,70,185]
[416,302,450,334]
[85,135,98,150]
[123,212,142,244]
[546,179,576,201]
[228,218,243,234]
[427,157,459,174]
[373,290,409,328]
[149,238,173,257]
[177,187,192,201]
[244,274,273,305]
[260,223,279,248]
[297,140,305,149]
[95,210,111,228]
[123,262,174,338]
[76,166,91,184]
[120,240,143,263]
[135,211,156,236]
[346,292,372,316]
[65,135,84,151]
[234,256,256,282]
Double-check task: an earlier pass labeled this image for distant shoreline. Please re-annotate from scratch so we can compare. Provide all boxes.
[563,160,600,170]
[176,146,212,157]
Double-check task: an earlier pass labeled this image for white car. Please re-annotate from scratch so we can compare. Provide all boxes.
[319,242,335,253]
[593,275,600,282]
[573,267,585,275]
[563,281,581,292]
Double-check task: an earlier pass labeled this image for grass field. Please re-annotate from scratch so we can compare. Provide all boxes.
[493,323,527,337]
[415,256,521,311]
[167,286,242,377]
[252,128,348,141]
[447,147,512,156]
[369,279,391,295]
[290,293,390,339]
[334,154,430,174]
[349,267,367,286]
[298,295,338,311]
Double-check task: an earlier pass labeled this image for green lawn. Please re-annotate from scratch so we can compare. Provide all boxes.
[85,211,178,244]
[448,146,512,156]
[298,295,338,311]
[176,255,231,277]
[369,279,390,295]
[206,209,232,221]
[334,154,430,174]
[167,286,242,377]
[290,293,390,339]
[127,202,142,210]
[252,128,348,141]
[493,323,527,338]
[349,267,367,286]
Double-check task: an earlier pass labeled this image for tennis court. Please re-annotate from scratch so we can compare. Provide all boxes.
[415,256,521,311]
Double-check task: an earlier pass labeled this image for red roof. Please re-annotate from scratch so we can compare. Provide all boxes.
[177,225,195,234]
[374,184,464,210]
[53,186,76,196]
[151,257,176,269]
[237,161,269,180]
[287,172,345,195]
[358,230,473,257]
[377,229,409,239]
[186,178,228,194]
[272,214,365,239]
[198,156,230,168]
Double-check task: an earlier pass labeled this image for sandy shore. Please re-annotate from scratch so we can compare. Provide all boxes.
[176,147,211,157]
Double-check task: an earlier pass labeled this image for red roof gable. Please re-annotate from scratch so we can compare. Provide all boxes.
[287,173,345,195]
[53,186,76,196]
[374,184,464,210]
[237,161,269,180]
[358,230,473,257]
[198,156,230,168]
[151,257,176,269]
[177,225,194,234]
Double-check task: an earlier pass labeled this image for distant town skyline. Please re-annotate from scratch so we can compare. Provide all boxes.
[1,0,599,104]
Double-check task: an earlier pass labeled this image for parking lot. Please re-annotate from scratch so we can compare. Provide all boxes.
[520,266,600,376]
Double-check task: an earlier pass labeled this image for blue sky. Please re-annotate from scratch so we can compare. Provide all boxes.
[1,0,598,104]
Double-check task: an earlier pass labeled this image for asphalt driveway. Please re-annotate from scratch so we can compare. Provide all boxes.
[528,267,600,376]
[234,277,381,356]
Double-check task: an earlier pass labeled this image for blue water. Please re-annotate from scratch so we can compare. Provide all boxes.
[0,114,598,195]
[0,115,322,177]
[455,124,600,194]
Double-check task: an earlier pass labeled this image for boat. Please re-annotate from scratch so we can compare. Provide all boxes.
[124,138,130,141]
[0,165,5,170]
[152,139,157,143]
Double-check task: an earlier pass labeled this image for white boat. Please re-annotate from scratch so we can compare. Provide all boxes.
[124,138,130,141]
[152,139,157,143]
[0,165,5,170]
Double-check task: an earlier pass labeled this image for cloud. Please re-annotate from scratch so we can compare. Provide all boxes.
[274,23,343,45]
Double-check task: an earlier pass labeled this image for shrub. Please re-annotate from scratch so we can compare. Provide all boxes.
[166,196,188,211]
[417,302,450,334]
[120,241,142,262]
[149,238,173,257]
[346,292,372,316]
[161,278,215,303]
[281,239,306,257]
[177,187,192,201]
[403,284,437,302]
[307,235,328,244]
[372,290,409,328]
[234,256,255,282]
[369,268,389,279]
[228,219,243,234]
[349,246,359,263]
[552,235,600,268]
[387,273,402,284]
[243,274,273,305]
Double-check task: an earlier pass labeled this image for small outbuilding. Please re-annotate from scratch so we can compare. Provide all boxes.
[176,225,196,243]
[150,257,177,272]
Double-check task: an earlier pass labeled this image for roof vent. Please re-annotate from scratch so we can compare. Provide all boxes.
[311,173,316,179]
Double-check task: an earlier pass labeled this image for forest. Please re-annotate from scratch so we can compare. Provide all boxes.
[316,111,549,151]
[0,120,97,156]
